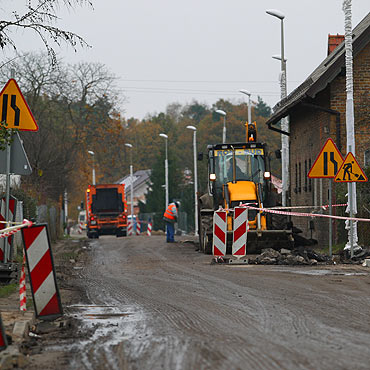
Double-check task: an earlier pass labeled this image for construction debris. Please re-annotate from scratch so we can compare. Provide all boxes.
[249,247,331,265]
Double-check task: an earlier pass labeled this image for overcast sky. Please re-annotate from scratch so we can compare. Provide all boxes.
[3,0,369,119]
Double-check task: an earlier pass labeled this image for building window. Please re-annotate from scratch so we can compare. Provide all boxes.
[308,158,312,192]
[304,160,308,192]
[365,150,370,168]
[298,162,302,193]
[295,163,298,194]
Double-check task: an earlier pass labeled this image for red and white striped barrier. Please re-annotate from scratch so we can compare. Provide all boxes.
[232,207,248,258]
[0,196,17,262]
[213,210,227,256]
[127,221,133,236]
[21,224,63,320]
[136,219,141,235]
[19,252,26,312]
[147,221,152,236]
[0,313,7,351]
[78,222,83,234]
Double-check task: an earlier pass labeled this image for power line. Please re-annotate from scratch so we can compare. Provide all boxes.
[121,79,300,84]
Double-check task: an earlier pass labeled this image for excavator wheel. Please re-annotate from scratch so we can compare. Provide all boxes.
[199,212,213,255]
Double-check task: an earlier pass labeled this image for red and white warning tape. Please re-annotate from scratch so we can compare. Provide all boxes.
[269,203,347,210]
[0,219,33,239]
[19,252,26,312]
[241,205,370,223]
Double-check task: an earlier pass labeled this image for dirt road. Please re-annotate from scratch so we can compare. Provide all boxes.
[56,234,370,370]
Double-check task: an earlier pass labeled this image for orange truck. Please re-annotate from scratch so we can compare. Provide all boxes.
[85,184,128,238]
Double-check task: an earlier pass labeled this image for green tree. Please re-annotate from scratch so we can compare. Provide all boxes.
[255,96,272,118]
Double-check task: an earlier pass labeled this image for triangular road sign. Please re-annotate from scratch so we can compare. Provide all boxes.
[334,152,368,183]
[308,138,344,178]
[0,79,38,131]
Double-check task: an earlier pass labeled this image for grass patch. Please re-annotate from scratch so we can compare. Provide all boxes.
[316,243,345,255]
[0,283,17,298]
[60,250,79,261]
[26,297,33,309]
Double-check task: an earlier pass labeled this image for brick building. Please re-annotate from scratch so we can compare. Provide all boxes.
[266,13,370,245]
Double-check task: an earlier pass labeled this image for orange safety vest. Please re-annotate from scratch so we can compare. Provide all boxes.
[163,203,177,221]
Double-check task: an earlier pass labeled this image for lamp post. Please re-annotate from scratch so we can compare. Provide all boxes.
[266,8,289,207]
[159,133,169,209]
[125,143,134,222]
[87,150,96,185]
[215,109,227,143]
[186,125,198,236]
[239,89,252,126]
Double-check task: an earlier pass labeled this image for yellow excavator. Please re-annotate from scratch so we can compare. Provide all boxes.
[198,122,294,254]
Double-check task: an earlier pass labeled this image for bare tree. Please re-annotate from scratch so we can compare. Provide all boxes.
[0,0,92,65]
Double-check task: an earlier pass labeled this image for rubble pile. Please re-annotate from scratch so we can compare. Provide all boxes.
[249,247,331,266]
[340,247,370,264]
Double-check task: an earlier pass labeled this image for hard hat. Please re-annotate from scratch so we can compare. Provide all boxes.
[174,201,180,208]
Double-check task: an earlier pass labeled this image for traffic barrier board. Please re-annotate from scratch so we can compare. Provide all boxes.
[232,207,248,257]
[0,79,38,131]
[308,138,344,178]
[213,210,227,256]
[21,224,62,320]
[334,152,368,183]
[0,313,7,351]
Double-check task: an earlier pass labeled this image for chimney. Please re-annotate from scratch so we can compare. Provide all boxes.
[328,34,344,55]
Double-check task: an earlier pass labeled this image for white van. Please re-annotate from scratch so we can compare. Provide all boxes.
[78,210,87,230]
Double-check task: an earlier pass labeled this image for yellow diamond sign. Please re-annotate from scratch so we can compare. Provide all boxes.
[0,79,38,131]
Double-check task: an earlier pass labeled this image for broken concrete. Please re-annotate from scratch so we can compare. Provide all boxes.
[249,247,331,266]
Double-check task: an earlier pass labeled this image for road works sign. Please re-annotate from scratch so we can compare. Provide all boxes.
[308,138,344,178]
[334,152,368,183]
[0,79,38,131]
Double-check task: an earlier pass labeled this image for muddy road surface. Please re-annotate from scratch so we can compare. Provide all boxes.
[67,235,370,370]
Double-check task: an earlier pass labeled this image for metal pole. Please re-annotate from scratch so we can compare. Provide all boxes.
[193,131,198,236]
[165,138,169,209]
[348,145,354,257]
[343,1,357,251]
[3,69,15,262]
[248,95,252,126]
[328,180,332,258]
[3,142,11,262]
[64,189,68,234]
[349,181,354,257]
[222,116,226,144]
[280,17,289,207]
[130,163,134,221]
[92,155,96,185]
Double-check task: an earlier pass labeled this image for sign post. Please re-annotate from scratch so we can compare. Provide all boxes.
[308,138,344,257]
[334,149,368,257]
[0,77,38,263]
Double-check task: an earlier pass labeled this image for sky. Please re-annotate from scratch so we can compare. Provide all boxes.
[2,0,369,119]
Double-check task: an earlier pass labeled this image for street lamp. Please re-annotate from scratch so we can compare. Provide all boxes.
[215,109,227,143]
[272,55,287,62]
[125,143,134,222]
[87,150,96,185]
[266,8,289,207]
[159,133,169,209]
[239,89,252,127]
[186,125,198,237]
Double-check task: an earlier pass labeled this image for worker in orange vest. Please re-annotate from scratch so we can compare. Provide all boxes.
[163,201,180,243]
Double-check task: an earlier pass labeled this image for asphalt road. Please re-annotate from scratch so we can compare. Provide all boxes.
[72,235,370,370]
